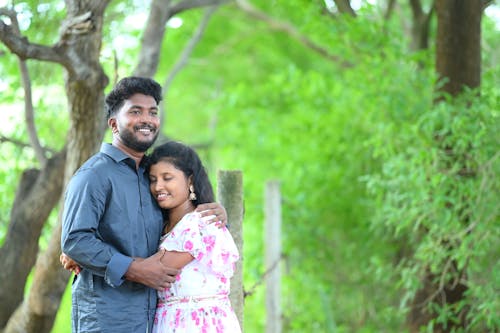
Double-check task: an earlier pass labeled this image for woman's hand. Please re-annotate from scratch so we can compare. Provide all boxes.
[60,253,82,275]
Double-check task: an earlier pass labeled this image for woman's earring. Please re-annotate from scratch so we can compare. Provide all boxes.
[189,185,197,201]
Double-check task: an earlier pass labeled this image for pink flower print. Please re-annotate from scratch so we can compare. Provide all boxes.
[202,317,210,333]
[175,309,182,326]
[184,240,193,251]
[221,251,230,264]
[202,235,216,252]
[220,276,227,284]
[175,275,181,281]
[216,318,224,333]
[197,252,204,261]
[191,311,200,326]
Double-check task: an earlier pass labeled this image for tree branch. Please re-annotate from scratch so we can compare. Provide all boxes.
[19,59,47,166]
[1,8,51,166]
[163,5,219,94]
[169,0,232,16]
[235,0,352,67]
[134,0,231,77]
[243,253,286,297]
[482,0,494,10]
[384,0,397,20]
[0,135,56,155]
[157,5,219,141]
[0,9,65,63]
[133,0,173,77]
[332,0,357,17]
[0,135,31,149]
[409,0,424,19]
[408,0,435,51]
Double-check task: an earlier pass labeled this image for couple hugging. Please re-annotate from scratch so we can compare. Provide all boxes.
[61,76,241,333]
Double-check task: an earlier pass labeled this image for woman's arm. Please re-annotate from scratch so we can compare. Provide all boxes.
[60,253,81,274]
[159,250,194,270]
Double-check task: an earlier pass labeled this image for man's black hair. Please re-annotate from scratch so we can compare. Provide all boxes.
[105,76,162,119]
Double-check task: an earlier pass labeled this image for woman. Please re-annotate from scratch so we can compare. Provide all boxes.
[148,141,241,332]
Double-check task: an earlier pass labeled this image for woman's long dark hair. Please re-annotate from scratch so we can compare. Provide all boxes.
[147,141,215,207]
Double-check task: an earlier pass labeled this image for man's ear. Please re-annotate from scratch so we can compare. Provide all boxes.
[108,117,118,134]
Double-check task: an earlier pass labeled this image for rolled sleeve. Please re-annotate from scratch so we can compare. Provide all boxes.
[105,253,134,287]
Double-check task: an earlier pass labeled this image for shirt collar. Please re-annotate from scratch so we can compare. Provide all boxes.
[100,143,147,170]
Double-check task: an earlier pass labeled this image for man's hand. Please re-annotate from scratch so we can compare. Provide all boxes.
[60,253,82,275]
[196,202,227,227]
[124,249,179,291]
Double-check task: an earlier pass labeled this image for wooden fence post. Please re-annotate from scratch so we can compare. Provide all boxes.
[217,170,244,329]
[265,180,282,333]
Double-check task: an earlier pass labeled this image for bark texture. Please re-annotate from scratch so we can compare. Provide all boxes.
[435,0,482,96]
[0,151,66,328]
[1,1,110,332]
[409,0,435,51]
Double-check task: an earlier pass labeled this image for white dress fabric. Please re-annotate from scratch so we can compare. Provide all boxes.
[152,212,242,333]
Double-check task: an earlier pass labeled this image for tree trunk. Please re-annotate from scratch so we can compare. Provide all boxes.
[409,0,434,51]
[435,0,482,96]
[3,224,71,333]
[407,1,482,332]
[217,171,245,329]
[3,1,110,332]
[0,151,66,328]
[0,0,231,330]
[133,0,172,77]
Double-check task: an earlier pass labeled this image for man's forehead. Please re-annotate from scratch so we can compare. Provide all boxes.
[122,93,158,108]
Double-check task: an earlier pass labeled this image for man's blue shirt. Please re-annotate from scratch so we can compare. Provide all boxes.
[61,143,164,333]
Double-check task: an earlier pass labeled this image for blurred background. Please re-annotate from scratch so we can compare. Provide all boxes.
[0,1,499,332]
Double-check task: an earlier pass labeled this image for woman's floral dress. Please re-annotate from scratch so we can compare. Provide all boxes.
[152,212,241,333]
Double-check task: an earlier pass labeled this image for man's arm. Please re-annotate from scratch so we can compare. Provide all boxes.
[60,251,179,291]
[195,202,227,227]
[124,250,179,290]
[61,171,113,276]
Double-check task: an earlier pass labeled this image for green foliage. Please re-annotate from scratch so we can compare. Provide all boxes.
[101,0,151,78]
[204,6,430,330]
[0,1,499,332]
[52,279,73,332]
[364,83,500,332]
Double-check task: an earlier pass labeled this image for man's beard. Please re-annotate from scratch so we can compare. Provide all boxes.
[120,127,158,152]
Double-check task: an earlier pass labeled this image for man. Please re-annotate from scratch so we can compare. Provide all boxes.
[61,76,226,332]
